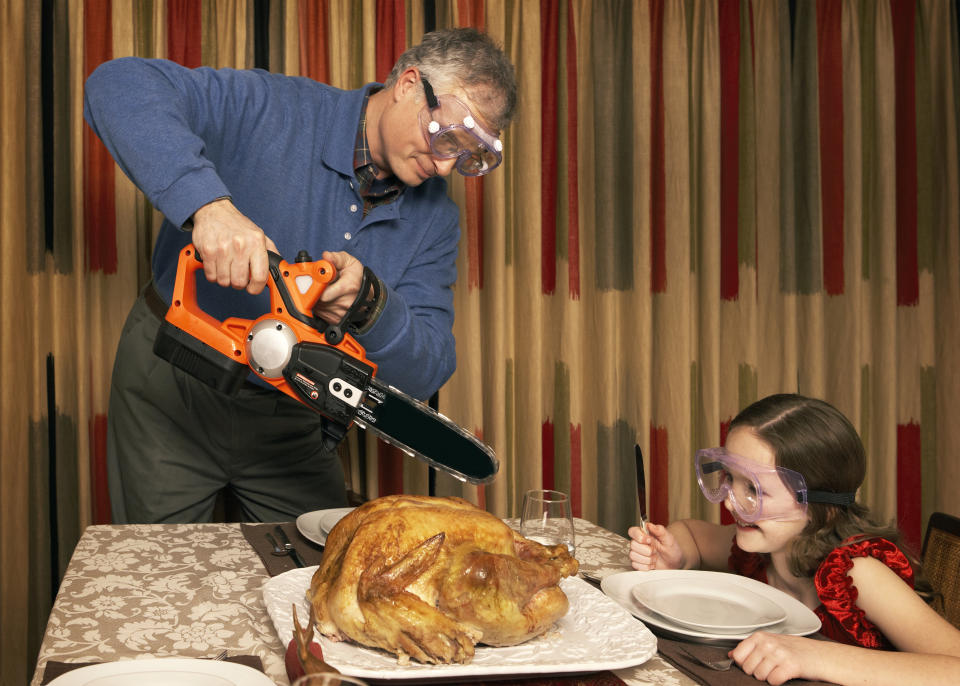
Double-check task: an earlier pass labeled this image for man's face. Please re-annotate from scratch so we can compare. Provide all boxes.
[374,72,499,186]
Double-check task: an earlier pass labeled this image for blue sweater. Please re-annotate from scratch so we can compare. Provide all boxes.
[84,57,459,399]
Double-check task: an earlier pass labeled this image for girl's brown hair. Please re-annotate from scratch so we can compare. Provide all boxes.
[729,393,914,577]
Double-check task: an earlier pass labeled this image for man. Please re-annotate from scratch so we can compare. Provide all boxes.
[84,28,517,523]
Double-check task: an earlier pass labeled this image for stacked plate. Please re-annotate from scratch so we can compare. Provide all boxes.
[295,507,355,546]
[46,658,274,685]
[601,570,821,644]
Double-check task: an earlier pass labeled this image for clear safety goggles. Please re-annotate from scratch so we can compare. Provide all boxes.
[418,76,503,177]
[695,447,856,523]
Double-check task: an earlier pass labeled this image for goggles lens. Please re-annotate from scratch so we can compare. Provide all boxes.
[419,78,503,177]
[695,448,809,522]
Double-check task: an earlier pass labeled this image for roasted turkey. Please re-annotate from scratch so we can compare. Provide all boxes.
[308,494,579,664]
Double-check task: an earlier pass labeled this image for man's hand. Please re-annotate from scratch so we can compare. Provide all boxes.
[190,198,278,294]
[314,251,368,324]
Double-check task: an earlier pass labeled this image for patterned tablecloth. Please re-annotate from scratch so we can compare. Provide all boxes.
[31,520,697,686]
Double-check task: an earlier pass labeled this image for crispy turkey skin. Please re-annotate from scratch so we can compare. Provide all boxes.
[308,495,579,664]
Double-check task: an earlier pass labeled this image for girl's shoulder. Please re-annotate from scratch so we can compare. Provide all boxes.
[816,536,914,586]
[813,537,915,616]
[812,537,914,649]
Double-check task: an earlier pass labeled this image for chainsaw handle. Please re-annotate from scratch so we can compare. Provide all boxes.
[165,244,354,364]
[165,245,250,362]
[265,250,338,332]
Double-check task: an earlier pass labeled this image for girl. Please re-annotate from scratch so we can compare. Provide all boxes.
[628,394,960,686]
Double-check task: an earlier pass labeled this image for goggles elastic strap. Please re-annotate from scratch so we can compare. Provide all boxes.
[803,489,857,506]
[422,76,439,109]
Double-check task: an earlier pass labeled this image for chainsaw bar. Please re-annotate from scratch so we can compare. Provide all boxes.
[355,379,498,485]
[280,340,498,484]
[155,244,499,486]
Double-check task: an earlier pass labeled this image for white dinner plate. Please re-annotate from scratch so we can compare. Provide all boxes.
[319,508,354,534]
[631,576,786,633]
[45,658,274,686]
[602,570,821,642]
[263,566,657,680]
[296,507,355,546]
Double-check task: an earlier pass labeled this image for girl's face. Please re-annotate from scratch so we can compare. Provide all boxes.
[723,427,809,556]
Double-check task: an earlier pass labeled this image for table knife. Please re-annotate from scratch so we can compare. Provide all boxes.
[635,443,648,533]
[273,526,305,567]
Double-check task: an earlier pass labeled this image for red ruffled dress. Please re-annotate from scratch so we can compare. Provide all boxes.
[728,537,914,648]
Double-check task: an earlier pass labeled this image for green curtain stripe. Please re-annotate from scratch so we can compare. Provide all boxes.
[553,360,572,496]
[503,1,517,270]
[737,362,757,413]
[201,0,215,67]
[596,419,638,535]
[135,0,153,56]
[591,0,635,292]
[859,363,873,496]
[791,0,822,296]
[350,0,364,87]
[920,366,936,534]
[28,420,53,678]
[690,359,709,519]
[50,0,73,273]
[505,358,515,510]
[777,0,797,293]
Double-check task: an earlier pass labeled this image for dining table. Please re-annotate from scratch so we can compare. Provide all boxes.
[31,514,751,686]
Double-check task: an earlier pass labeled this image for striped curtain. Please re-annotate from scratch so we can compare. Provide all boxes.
[2,1,958,682]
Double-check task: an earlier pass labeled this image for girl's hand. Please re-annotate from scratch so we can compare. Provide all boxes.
[627,522,685,570]
[728,632,824,685]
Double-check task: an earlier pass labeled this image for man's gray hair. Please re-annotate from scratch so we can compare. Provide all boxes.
[385,27,518,131]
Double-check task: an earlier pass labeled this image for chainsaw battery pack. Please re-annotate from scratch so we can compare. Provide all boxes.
[154,319,250,395]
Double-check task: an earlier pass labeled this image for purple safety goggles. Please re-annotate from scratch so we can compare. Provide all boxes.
[695,447,856,523]
[418,76,503,177]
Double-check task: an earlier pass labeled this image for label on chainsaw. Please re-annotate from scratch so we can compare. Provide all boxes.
[355,379,498,484]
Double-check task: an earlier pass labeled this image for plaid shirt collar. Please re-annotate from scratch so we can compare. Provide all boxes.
[354,92,404,212]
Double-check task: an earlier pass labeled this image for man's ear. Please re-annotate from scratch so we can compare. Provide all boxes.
[392,66,421,102]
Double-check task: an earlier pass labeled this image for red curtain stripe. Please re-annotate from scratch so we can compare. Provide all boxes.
[817,0,845,295]
[565,0,580,300]
[719,0,741,301]
[541,0,560,295]
[167,0,202,67]
[375,0,406,83]
[82,0,116,274]
[83,0,116,523]
[897,423,922,551]
[299,0,330,84]
[457,0,485,31]
[458,3,486,291]
[90,415,110,524]
[541,421,556,491]
[891,0,919,306]
[649,425,669,527]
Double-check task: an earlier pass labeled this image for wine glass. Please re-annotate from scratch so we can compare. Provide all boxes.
[292,674,369,686]
[519,489,575,554]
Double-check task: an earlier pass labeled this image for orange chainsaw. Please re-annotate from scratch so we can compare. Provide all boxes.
[153,244,498,484]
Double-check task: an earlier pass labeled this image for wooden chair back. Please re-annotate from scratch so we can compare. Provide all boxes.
[922,511,960,629]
